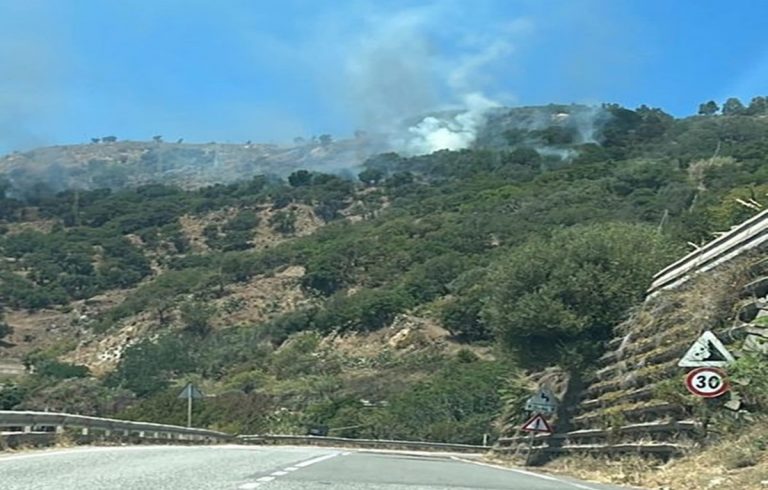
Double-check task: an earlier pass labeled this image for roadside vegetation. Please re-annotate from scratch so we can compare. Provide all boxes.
[2,100,768,443]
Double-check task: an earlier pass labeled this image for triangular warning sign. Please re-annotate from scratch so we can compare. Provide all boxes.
[678,330,735,367]
[177,383,204,399]
[521,414,552,434]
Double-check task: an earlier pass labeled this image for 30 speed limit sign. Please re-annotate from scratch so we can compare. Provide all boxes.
[685,367,729,398]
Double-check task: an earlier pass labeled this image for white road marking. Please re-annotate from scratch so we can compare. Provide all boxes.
[450,456,601,490]
[294,452,340,468]
[236,451,344,489]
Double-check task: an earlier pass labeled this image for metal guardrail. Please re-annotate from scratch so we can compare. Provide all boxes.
[0,411,485,453]
[238,434,488,453]
[0,410,232,442]
[648,207,768,297]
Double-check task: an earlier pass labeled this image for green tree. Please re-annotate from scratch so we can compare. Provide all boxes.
[269,210,297,235]
[698,100,719,115]
[288,170,313,187]
[483,223,682,370]
[358,168,385,186]
[107,335,195,397]
[722,97,746,116]
[180,301,215,337]
[746,96,768,115]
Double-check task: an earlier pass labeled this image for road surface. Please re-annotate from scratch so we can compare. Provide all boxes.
[0,445,633,490]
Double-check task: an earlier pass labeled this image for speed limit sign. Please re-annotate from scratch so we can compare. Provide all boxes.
[685,367,729,398]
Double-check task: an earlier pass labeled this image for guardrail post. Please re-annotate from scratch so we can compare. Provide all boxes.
[138,431,145,438]
[23,425,32,433]
[81,427,89,436]
[55,426,64,434]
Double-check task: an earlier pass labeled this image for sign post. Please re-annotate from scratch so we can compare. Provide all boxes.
[676,331,734,440]
[520,413,552,466]
[178,383,204,428]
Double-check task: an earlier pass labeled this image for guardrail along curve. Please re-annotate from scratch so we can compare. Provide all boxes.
[0,410,232,444]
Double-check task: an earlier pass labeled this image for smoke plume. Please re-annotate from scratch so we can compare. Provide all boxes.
[400,93,499,155]
[335,6,527,156]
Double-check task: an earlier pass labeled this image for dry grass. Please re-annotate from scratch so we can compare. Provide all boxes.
[54,431,77,449]
[541,427,768,490]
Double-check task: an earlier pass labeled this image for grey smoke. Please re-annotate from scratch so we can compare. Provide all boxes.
[0,4,67,154]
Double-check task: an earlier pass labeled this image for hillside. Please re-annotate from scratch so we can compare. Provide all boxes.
[0,138,383,193]
[2,102,768,447]
[0,104,607,193]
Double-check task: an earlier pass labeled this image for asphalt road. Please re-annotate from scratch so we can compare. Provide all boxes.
[0,445,634,490]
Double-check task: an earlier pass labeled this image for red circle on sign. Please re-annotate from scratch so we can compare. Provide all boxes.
[685,367,729,398]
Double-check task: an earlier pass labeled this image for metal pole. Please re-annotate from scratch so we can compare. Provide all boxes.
[187,393,192,428]
[524,431,535,466]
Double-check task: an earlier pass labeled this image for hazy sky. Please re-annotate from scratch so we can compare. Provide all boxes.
[1,0,767,152]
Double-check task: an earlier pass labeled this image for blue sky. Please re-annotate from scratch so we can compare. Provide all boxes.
[1,0,767,152]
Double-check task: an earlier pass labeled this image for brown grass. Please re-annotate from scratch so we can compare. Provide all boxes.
[540,425,768,490]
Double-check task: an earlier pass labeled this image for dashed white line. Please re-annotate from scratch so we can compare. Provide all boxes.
[239,451,345,489]
[294,452,340,468]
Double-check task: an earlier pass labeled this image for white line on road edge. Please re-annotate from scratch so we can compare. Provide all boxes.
[270,471,288,476]
[284,466,299,471]
[238,484,261,489]
[294,452,341,468]
[450,456,601,490]
[257,476,276,482]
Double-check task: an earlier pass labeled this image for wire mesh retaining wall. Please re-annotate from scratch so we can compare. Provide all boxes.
[495,420,699,459]
[495,212,768,464]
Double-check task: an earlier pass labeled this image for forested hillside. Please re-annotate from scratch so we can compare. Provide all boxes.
[2,101,768,442]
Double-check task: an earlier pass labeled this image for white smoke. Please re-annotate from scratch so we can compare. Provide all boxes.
[401,92,499,155]
[329,5,526,157]
[571,105,602,144]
